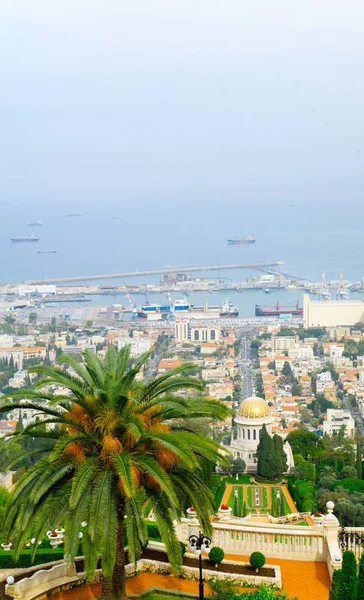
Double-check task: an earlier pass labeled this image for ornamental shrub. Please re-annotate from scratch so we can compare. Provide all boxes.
[357,552,364,600]
[250,551,266,571]
[338,550,357,600]
[209,546,225,565]
[0,548,65,569]
[329,569,341,600]
[180,542,187,557]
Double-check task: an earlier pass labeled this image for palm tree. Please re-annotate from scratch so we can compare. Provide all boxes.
[0,346,229,600]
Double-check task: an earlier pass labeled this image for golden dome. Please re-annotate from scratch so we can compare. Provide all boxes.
[238,396,270,419]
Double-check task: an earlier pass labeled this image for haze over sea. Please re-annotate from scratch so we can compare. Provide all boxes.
[2,191,364,316]
[2,2,364,315]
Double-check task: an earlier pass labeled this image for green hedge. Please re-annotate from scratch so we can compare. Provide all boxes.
[0,522,162,569]
[0,548,65,568]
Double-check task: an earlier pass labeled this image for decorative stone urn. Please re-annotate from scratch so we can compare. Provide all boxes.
[186,507,197,519]
[312,512,323,525]
[1,542,12,551]
[48,532,62,547]
[55,527,65,539]
[218,505,232,519]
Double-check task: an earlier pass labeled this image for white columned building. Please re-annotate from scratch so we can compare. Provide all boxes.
[229,396,294,473]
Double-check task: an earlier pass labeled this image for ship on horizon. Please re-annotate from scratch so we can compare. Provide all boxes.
[66,212,82,217]
[11,235,39,243]
[37,250,57,254]
[227,236,255,245]
[27,220,42,226]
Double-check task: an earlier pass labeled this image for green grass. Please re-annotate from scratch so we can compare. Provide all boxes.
[295,521,309,526]
[224,475,252,484]
[279,489,292,515]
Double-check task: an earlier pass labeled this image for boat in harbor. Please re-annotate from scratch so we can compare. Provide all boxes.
[137,299,239,319]
[255,301,303,317]
[227,236,255,245]
[27,220,42,226]
[11,235,39,243]
[37,250,57,254]
[66,212,82,217]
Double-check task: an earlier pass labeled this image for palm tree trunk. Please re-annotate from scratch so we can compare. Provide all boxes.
[101,500,127,600]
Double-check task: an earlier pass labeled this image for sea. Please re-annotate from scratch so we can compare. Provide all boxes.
[1,192,364,317]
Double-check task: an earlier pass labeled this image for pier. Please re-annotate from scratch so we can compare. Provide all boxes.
[26,261,284,285]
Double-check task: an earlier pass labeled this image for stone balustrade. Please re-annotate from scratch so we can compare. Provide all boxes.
[179,518,326,561]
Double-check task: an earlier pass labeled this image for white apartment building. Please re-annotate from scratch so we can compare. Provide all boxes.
[323,409,355,438]
[175,320,189,343]
[316,371,333,393]
[271,336,299,352]
[323,343,344,359]
[288,345,314,361]
[118,336,153,357]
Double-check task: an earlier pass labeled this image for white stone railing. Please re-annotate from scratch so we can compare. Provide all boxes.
[179,518,326,561]
[176,501,345,577]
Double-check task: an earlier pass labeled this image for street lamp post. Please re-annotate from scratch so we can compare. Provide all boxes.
[188,531,212,600]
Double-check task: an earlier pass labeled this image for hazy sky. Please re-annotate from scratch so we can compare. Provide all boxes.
[1,1,364,205]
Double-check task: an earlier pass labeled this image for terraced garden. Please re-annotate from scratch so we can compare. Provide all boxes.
[213,475,297,517]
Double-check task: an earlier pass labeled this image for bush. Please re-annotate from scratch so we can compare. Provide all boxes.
[209,546,225,565]
[208,578,240,600]
[335,479,364,494]
[301,498,315,512]
[0,548,65,569]
[250,551,266,571]
[338,550,357,600]
[329,568,341,600]
[146,523,161,541]
[180,542,187,557]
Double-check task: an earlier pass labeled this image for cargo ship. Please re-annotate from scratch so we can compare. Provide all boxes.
[27,220,42,226]
[11,235,39,243]
[137,299,239,319]
[255,301,303,317]
[227,236,255,245]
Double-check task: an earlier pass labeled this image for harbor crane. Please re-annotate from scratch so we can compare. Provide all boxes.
[319,273,331,301]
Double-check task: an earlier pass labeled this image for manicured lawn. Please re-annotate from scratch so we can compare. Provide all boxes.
[224,474,252,484]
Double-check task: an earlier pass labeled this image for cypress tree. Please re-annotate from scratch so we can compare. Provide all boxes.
[257,424,270,478]
[242,500,246,518]
[349,447,355,467]
[257,425,283,479]
[233,488,238,517]
[329,569,341,600]
[356,440,362,480]
[338,550,357,600]
[273,434,288,475]
[357,552,364,600]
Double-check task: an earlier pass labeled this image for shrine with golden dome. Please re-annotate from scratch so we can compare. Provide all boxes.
[227,396,294,473]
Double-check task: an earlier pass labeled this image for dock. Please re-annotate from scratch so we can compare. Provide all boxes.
[25,261,284,285]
